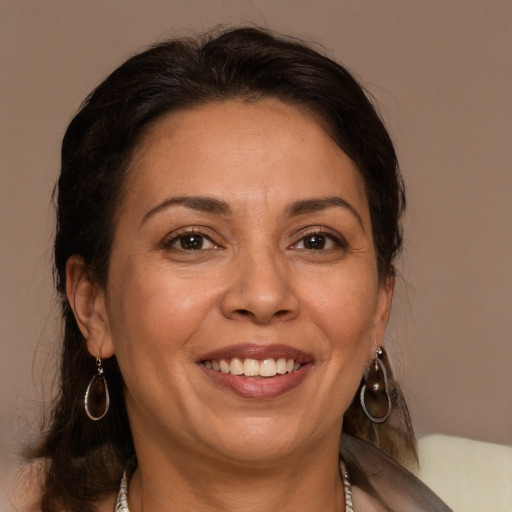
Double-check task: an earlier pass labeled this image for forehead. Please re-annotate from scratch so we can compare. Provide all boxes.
[124,98,369,217]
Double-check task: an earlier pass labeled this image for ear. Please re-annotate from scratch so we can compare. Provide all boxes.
[370,274,395,357]
[66,255,115,359]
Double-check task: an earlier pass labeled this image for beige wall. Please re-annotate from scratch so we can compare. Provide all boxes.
[1,0,511,473]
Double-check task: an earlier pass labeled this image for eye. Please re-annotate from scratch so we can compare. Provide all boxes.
[290,230,346,251]
[165,232,219,251]
[302,234,328,250]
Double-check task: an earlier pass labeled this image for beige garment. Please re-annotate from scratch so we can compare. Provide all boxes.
[341,435,453,511]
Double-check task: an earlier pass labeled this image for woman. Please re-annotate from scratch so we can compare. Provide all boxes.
[16,27,451,511]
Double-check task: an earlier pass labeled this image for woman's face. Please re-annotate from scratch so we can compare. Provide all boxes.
[91,99,392,465]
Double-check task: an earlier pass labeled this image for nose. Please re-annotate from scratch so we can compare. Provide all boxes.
[220,247,299,324]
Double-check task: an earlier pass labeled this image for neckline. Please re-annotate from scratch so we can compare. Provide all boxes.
[114,459,353,512]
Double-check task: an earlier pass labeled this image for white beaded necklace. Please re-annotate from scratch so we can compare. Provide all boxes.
[340,460,354,512]
[115,461,354,512]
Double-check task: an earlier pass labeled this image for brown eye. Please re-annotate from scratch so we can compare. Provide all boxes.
[165,232,219,251]
[179,234,204,250]
[303,234,326,250]
[290,230,346,252]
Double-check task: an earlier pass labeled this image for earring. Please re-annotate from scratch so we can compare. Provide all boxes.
[360,346,391,423]
[84,357,110,421]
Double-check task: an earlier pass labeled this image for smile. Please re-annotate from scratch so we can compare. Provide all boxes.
[202,357,303,378]
[197,344,313,398]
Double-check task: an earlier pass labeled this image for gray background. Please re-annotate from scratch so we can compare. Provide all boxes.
[1,0,511,476]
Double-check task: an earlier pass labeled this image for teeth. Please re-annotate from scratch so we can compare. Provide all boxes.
[204,357,303,377]
[259,359,277,377]
[220,359,230,374]
[230,357,244,375]
[276,358,287,374]
[243,358,259,376]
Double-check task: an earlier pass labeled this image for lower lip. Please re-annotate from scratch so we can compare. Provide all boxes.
[199,364,312,399]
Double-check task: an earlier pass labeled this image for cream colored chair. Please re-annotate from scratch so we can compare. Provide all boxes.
[416,434,512,512]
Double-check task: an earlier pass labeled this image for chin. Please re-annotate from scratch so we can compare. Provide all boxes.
[198,415,322,466]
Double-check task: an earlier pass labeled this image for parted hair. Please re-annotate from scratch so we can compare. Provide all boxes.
[32,26,413,511]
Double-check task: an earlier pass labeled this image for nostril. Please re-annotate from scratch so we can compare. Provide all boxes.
[232,308,291,321]
[220,277,299,323]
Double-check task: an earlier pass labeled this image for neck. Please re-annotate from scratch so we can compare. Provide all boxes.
[128,433,346,512]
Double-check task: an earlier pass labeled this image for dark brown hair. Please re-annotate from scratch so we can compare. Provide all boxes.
[33,26,412,510]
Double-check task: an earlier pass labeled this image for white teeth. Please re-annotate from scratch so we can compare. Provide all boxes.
[220,359,230,374]
[204,357,302,377]
[243,358,260,376]
[230,357,244,375]
[259,359,277,377]
[276,358,287,374]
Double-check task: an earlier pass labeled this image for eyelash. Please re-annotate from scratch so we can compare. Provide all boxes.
[163,227,347,253]
[163,228,221,251]
[289,229,347,252]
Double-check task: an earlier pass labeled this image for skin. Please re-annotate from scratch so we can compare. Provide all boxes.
[67,98,393,511]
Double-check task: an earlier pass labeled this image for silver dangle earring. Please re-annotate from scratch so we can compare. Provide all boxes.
[360,346,391,423]
[84,357,110,421]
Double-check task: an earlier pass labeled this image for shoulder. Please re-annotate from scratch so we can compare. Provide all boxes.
[2,461,45,512]
[2,460,118,512]
[0,460,117,512]
[341,434,453,512]
[2,462,117,512]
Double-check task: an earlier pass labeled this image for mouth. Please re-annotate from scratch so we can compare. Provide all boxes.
[197,344,313,398]
[201,357,303,377]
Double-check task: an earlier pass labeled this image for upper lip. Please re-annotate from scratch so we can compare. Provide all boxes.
[197,344,314,364]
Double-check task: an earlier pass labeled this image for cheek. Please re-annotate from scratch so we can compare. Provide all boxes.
[303,265,379,345]
[295,268,379,423]
[106,260,221,365]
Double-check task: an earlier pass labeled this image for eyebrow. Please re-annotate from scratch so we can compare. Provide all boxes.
[141,196,231,225]
[286,197,364,228]
[141,195,363,229]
